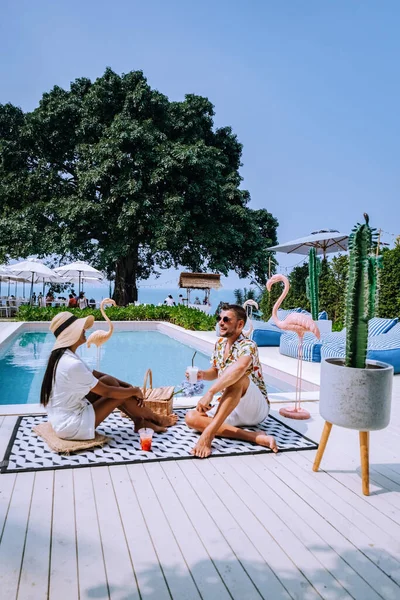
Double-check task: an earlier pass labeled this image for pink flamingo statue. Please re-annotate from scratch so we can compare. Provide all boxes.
[86,298,116,369]
[242,299,258,338]
[267,274,320,420]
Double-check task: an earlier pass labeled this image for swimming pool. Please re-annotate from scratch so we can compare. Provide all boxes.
[0,330,289,405]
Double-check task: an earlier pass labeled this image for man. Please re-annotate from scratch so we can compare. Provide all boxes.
[164,294,176,306]
[185,304,278,458]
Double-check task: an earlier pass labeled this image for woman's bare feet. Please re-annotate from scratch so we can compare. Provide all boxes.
[191,431,213,458]
[255,433,278,453]
[136,419,167,433]
[155,413,179,427]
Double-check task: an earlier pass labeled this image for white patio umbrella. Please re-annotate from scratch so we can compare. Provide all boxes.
[0,266,29,297]
[54,261,104,294]
[7,258,57,304]
[269,229,349,258]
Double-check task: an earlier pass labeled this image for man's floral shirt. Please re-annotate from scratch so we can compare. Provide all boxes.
[210,335,269,402]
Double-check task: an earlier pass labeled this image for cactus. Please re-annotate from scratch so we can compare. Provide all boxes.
[345,214,379,369]
[306,247,321,320]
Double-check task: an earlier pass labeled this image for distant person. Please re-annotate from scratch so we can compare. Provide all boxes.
[178,294,185,304]
[68,294,77,308]
[38,292,45,307]
[88,298,96,309]
[31,292,37,304]
[194,297,201,305]
[77,291,88,310]
[202,297,209,305]
[46,292,54,306]
[164,294,175,306]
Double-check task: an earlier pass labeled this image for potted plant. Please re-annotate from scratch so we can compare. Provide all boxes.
[314,214,393,495]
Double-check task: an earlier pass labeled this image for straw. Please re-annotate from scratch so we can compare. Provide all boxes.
[191,351,197,367]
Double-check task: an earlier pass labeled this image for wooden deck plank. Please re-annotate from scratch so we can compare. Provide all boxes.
[163,460,271,600]
[252,453,400,598]
[0,416,18,462]
[234,454,385,600]
[49,469,79,600]
[145,461,231,600]
[299,438,400,525]
[0,472,34,600]
[109,465,172,600]
[127,463,201,600]
[288,450,400,542]
[178,459,310,600]
[18,471,53,600]
[197,457,351,600]
[74,467,110,600]
[0,472,16,538]
[91,466,140,600]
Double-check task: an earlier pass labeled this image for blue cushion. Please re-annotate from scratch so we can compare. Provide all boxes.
[318,310,328,320]
[279,331,322,362]
[251,322,284,347]
[368,317,398,337]
[322,324,400,373]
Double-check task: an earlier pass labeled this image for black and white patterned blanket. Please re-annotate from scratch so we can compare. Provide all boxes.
[1,410,318,473]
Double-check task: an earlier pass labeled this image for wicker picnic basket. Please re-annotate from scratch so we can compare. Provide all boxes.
[142,369,174,416]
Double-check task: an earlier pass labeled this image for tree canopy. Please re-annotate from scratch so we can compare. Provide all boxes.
[0,68,278,304]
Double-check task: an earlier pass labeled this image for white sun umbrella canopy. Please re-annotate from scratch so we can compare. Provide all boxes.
[54,261,104,294]
[269,229,349,258]
[7,259,57,303]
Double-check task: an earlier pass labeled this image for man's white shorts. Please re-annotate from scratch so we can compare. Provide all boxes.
[206,380,269,427]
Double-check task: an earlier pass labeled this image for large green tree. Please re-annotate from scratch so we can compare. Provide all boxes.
[0,68,278,304]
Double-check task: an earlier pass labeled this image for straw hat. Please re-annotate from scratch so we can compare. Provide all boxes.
[50,311,94,351]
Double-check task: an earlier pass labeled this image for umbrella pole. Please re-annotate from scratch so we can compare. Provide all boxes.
[79,272,81,295]
[30,273,34,305]
[8,278,11,297]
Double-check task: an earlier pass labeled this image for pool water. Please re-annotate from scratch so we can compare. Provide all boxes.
[0,331,287,405]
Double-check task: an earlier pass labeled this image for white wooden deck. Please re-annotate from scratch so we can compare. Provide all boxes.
[1,329,400,599]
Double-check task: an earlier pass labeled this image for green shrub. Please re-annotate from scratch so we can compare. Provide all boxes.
[16,304,215,331]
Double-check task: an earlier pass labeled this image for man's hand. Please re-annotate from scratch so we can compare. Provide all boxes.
[185,369,205,381]
[196,390,214,413]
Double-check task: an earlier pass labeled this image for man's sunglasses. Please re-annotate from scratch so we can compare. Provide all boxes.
[216,316,232,324]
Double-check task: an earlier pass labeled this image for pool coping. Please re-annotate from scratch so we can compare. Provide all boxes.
[0,321,319,416]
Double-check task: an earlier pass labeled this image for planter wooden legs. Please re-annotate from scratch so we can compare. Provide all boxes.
[359,431,370,496]
[312,421,332,472]
[313,421,370,496]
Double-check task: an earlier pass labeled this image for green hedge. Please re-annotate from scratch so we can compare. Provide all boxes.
[16,304,216,331]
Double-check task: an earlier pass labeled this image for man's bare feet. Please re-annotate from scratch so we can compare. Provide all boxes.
[191,431,213,458]
[255,433,278,453]
[156,413,179,427]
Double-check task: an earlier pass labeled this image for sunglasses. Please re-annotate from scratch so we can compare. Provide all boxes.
[216,316,233,324]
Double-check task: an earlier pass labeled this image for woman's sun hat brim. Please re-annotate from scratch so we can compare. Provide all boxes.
[50,312,95,350]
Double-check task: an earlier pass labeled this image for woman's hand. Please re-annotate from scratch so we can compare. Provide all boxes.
[131,386,144,407]
[196,390,214,413]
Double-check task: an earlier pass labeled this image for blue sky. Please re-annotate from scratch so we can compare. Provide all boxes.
[1,0,399,289]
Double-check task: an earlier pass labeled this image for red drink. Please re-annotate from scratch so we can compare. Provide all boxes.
[140,437,152,451]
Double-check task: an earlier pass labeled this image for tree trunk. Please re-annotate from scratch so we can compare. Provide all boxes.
[113,254,138,306]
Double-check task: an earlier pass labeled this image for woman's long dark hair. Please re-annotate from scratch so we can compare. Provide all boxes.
[40,348,68,406]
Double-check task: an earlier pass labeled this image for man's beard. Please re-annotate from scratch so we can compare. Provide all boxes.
[220,330,235,338]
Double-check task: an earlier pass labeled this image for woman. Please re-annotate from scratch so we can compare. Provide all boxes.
[40,312,177,440]
[77,291,88,309]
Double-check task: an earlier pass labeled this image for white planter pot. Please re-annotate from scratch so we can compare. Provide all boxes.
[320,358,393,430]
